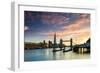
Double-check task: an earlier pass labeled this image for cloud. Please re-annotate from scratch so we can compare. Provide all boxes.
[24,11,34,21]
[42,13,90,36]
[24,26,29,31]
[41,13,70,25]
[40,13,90,44]
[62,14,90,32]
[24,12,90,44]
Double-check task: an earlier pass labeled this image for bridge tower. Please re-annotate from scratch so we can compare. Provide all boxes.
[70,38,73,50]
[59,39,63,50]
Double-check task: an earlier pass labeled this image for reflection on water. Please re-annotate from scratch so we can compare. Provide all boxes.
[24,48,90,61]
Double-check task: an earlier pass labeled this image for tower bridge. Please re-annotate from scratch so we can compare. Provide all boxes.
[52,33,90,53]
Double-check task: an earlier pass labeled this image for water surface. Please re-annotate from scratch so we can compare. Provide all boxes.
[24,48,90,61]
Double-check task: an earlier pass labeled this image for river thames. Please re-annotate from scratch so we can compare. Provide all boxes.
[24,48,90,61]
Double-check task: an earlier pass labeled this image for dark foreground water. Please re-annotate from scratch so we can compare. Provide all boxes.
[24,48,90,62]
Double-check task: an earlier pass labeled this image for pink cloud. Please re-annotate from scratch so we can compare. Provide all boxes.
[63,14,90,32]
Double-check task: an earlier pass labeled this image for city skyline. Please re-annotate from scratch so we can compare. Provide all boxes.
[24,11,90,45]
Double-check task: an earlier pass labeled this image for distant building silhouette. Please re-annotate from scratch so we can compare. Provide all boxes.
[54,33,57,45]
[48,40,52,48]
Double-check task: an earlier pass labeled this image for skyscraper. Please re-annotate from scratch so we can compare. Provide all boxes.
[54,33,57,45]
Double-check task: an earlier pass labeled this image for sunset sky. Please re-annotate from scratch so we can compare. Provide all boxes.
[24,11,90,45]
